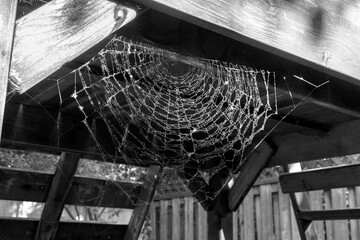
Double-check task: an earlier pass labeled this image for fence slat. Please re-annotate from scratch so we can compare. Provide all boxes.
[243,188,255,240]
[172,198,181,240]
[184,197,194,240]
[160,200,168,240]
[348,187,358,240]
[331,188,349,240]
[324,190,333,240]
[197,202,207,240]
[278,183,291,240]
[273,191,280,240]
[232,209,239,240]
[255,192,262,239]
[308,190,325,240]
[260,185,273,240]
[150,204,157,240]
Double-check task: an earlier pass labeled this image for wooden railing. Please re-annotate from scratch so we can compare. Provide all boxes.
[150,178,360,240]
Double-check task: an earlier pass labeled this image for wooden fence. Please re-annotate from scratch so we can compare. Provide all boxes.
[149,178,360,240]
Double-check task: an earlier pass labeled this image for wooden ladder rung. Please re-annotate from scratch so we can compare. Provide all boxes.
[280,163,360,193]
[297,208,360,221]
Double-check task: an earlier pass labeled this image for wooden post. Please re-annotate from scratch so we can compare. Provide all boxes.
[35,152,80,240]
[123,165,163,240]
[0,0,17,143]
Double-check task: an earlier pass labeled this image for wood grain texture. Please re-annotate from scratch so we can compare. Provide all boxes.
[35,152,80,240]
[0,1,17,142]
[228,141,273,211]
[0,217,127,240]
[270,120,360,166]
[136,0,360,84]
[11,0,137,93]
[184,197,194,240]
[280,163,360,193]
[123,165,162,240]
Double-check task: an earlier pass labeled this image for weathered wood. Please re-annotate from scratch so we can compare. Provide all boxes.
[331,188,349,240]
[35,153,80,240]
[308,190,326,240]
[349,188,360,240]
[298,208,360,221]
[0,217,127,240]
[0,166,140,208]
[260,185,273,240]
[280,163,360,193]
[160,200,169,240]
[0,1,17,143]
[136,0,360,84]
[270,120,360,166]
[278,185,291,240]
[243,188,255,240]
[228,141,273,211]
[172,198,181,240]
[184,197,194,240]
[11,0,138,93]
[123,165,163,240]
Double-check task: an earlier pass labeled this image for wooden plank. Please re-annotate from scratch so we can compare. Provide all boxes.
[11,0,139,93]
[123,165,162,240]
[35,152,80,240]
[290,207,301,240]
[280,163,360,193]
[172,198,181,240]
[232,210,239,240]
[331,188,349,240]
[0,217,127,240]
[348,187,358,240]
[184,197,194,240]
[255,194,262,239]
[298,208,360,221]
[260,185,273,240]
[278,184,292,240]
[0,166,140,209]
[308,190,326,240]
[160,200,169,240]
[150,204,157,240]
[228,141,273,211]
[0,1,17,143]
[273,192,281,240]
[135,0,360,84]
[243,189,255,240]
[323,190,333,240]
[197,201,208,240]
[270,120,360,166]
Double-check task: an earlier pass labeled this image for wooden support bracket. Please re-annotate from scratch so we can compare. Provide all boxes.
[123,165,163,240]
[228,141,274,211]
[35,152,80,240]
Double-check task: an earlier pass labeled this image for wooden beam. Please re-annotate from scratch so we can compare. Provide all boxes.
[298,209,360,221]
[135,0,360,83]
[0,1,17,143]
[280,163,360,193]
[123,165,163,240]
[0,217,127,240]
[10,0,139,93]
[35,153,80,240]
[228,141,274,211]
[0,166,140,209]
[270,120,360,166]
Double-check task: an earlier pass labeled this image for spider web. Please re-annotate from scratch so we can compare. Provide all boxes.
[55,36,324,210]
